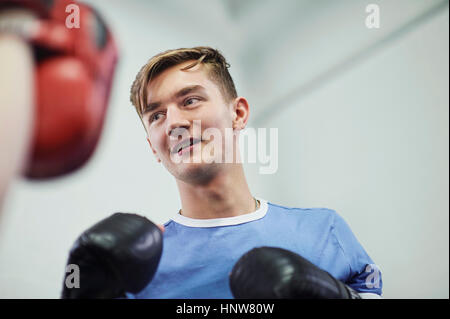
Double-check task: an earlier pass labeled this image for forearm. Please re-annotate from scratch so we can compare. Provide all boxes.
[0,34,34,209]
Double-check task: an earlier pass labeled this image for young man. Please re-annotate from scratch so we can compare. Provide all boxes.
[128,47,382,298]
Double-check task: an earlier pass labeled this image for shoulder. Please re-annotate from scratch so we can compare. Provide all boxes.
[163,219,173,227]
[163,219,176,229]
[264,201,347,237]
[267,200,340,223]
[268,200,337,215]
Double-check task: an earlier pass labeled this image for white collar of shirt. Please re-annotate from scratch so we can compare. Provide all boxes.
[170,197,268,228]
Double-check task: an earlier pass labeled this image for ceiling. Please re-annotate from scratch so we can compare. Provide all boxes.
[85,0,448,124]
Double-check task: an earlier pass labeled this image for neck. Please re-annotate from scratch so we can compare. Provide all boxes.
[176,163,256,219]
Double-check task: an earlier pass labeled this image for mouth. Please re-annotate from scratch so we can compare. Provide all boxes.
[172,138,202,155]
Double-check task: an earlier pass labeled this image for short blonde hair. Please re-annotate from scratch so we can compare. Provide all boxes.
[130,46,238,120]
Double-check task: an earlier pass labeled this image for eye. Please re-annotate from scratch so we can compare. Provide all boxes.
[149,112,164,123]
[184,97,201,106]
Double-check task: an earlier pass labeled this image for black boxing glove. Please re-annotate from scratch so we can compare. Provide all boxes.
[61,213,163,299]
[229,246,361,299]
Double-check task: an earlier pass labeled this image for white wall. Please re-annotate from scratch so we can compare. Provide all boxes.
[0,0,447,298]
[247,6,449,299]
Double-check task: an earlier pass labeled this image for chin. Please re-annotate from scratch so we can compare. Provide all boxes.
[173,162,221,185]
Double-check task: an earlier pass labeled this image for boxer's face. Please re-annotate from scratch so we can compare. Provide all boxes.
[142,61,246,184]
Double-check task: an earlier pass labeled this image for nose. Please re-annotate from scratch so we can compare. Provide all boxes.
[165,105,190,139]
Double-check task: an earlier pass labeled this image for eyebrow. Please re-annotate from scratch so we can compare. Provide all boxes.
[143,85,206,116]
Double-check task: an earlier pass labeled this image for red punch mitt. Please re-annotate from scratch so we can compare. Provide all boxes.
[0,0,119,179]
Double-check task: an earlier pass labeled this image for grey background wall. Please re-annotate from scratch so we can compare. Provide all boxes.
[0,0,448,298]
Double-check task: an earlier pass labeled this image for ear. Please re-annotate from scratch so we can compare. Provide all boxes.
[231,97,250,131]
[147,137,161,163]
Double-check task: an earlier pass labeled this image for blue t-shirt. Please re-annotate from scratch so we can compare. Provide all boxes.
[127,198,382,298]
